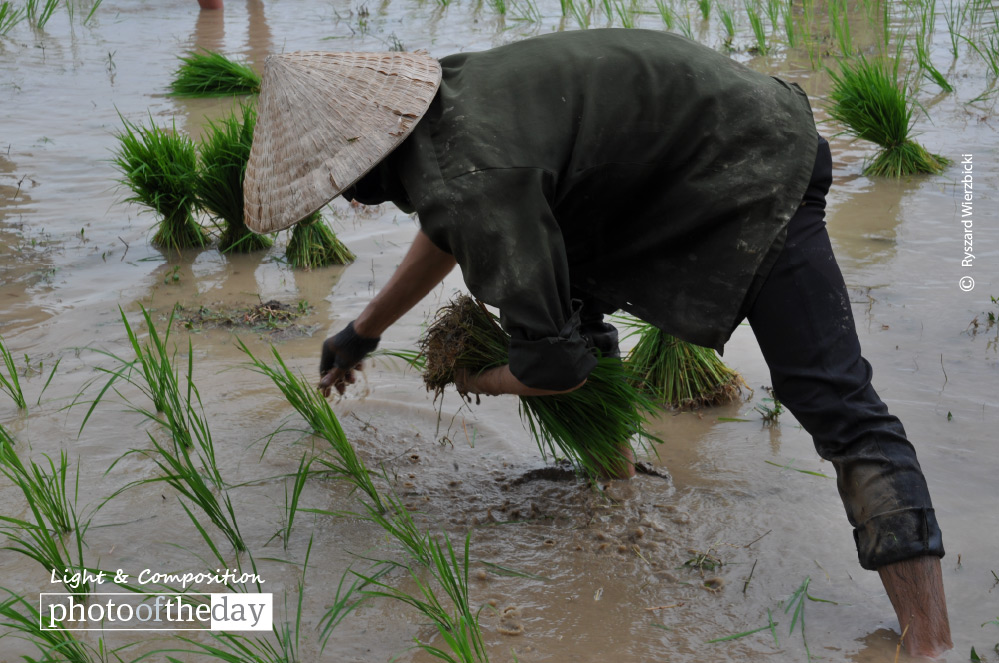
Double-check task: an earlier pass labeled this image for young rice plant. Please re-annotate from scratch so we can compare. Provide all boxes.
[826,54,949,177]
[169,50,261,97]
[112,115,207,253]
[194,103,273,253]
[285,211,355,269]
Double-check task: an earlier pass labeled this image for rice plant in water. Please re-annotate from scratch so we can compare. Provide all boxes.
[169,50,261,97]
[113,115,207,253]
[0,335,27,410]
[238,340,384,512]
[622,319,745,409]
[285,211,355,269]
[0,425,95,595]
[195,103,272,253]
[745,0,769,54]
[0,589,98,662]
[826,54,950,177]
[406,295,660,478]
[83,307,246,552]
[353,532,489,663]
[34,0,59,28]
[0,1,27,35]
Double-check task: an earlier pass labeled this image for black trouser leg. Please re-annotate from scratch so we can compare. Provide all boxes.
[746,137,944,570]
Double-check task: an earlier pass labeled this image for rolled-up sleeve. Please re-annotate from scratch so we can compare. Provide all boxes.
[416,167,596,390]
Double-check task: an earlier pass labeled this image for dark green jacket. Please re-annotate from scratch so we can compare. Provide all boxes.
[388,29,818,389]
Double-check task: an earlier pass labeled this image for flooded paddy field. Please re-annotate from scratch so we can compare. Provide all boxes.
[1,0,997,661]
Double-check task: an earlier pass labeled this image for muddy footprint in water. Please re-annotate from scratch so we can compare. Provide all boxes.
[497,605,525,636]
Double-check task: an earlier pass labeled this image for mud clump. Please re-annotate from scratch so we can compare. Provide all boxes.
[176,299,316,337]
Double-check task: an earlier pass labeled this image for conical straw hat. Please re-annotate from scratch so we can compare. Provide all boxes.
[244,51,442,234]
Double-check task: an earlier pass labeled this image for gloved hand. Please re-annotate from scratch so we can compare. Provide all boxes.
[318,321,380,397]
[580,320,620,359]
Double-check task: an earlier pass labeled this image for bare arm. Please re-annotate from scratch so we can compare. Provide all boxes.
[877,555,952,658]
[319,230,456,396]
[354,230,457,338]
[455,365,585,397]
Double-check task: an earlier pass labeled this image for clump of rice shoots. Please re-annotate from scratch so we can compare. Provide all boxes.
[826,54,949,177]
[113,116,207,253]
[417,295,660,478]
[624,321,745,409]
[194,104,272,253]
[168,50,261,97]
[286,212,355,269]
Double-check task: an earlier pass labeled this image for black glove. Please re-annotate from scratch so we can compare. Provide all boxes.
[319,321,381,377]
[580,320,620,359]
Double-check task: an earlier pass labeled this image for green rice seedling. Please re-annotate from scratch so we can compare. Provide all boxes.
[943,0,970,58]
[82,307,246,551]
[408,295,660,478]
[35,0,59,28]
[169,50,261,98]
[915,12,953,92]
[79,306,181,428]
[697,0,711,20]
[24,0,37,22]
[489,0,506,15]
[745,0,769,54]
[84,0,103,25]
[828,0,852,56]
[622,320,745,409]
[781,577,837,661]
[352,532,489,663]
[285,211,355,269]
[112,115,207,254]
[238,340,384,512]
[0,438,77,535]
[511,0,543,22]
[0,2,26,35]
[826,54,950,177]
[780,0,797,48]
[195,104,273,254]
[764,0,779,29]
[614,0,635,28]
[676,8,694,38]
[963,33,999,78]
[718,4,735,45]
[654,0,676,29]
[276,453,311,549]
[0,335,27,410]
[0,589,98,662]
[0,425,94,595]
[569,0,591,28]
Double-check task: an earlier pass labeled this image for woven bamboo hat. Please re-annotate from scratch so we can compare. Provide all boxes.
[244,51,442,234]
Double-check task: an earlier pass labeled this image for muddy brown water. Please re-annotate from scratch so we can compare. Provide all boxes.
[1,2,997,662]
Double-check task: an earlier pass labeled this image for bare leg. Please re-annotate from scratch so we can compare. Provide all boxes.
[197,0,223,10]
[878,555,952,658]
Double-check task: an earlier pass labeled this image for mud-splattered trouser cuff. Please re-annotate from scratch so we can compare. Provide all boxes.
[853,506,944,571]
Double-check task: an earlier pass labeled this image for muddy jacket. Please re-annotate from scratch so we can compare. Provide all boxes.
[383,28,818,390]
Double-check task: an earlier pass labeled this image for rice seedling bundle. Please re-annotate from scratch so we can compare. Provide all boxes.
[414,295,660,478]
[623,320,744,409]
[285,212,355,269]
[826,55,949,177]
[0,334,27,410]
[169,50,261,98]
[113,116,207,253]
[194,104,273,253]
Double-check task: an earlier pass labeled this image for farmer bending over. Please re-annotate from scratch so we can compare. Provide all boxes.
[243,29,952,658]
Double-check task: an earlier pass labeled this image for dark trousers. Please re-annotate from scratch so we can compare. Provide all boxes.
[745,136,944,570]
